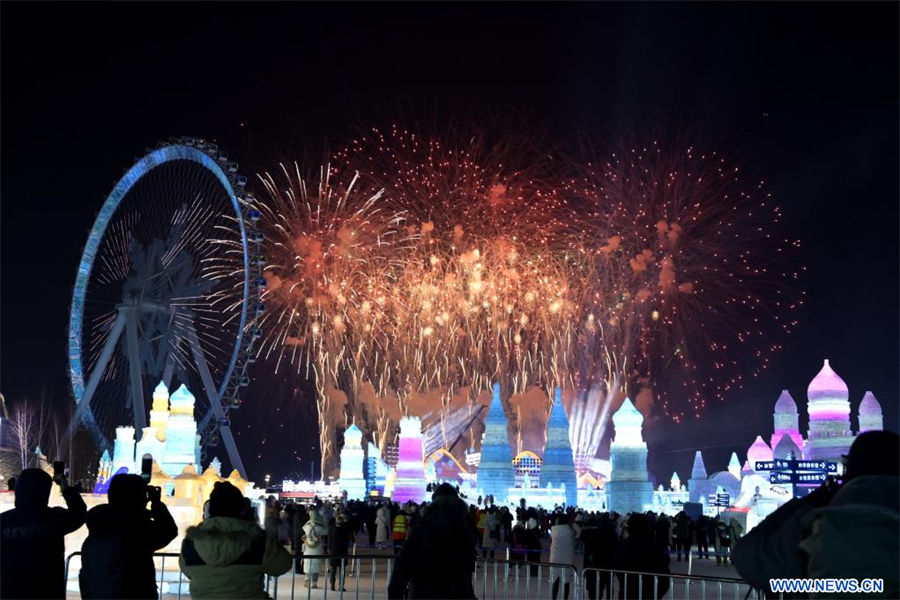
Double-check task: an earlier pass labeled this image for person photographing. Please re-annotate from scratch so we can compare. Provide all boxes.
[0,466,87,599]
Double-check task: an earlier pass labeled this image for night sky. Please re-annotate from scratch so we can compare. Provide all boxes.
[2,2,897,484]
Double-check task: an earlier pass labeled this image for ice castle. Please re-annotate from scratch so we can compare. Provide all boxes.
[744,359,884,467]
[107,381,201,478]
[475,383,515,503]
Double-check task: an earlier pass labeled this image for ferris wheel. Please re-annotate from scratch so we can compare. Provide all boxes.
[67,137,264,477]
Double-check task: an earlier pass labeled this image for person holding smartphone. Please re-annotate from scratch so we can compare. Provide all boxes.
[0,465,87,599]
[79,473,177,598]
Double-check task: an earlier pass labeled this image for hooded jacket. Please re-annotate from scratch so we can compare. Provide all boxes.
[798,476,899,599]
[180,516,292,599]
[80,499,178,599]
[387,494,476,599]
[0,470,86,599]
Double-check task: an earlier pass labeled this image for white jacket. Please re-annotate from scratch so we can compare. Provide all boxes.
[549,523,577,566]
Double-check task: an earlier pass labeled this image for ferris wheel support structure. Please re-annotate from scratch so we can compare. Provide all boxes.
[66,139,262,478]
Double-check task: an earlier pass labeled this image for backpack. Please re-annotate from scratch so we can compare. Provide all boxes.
[79,531,128,598]
[717,522,731,546]
[303,526,321,548]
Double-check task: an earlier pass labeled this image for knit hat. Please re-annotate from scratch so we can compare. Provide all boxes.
[844,430,899,481]
[208,481,246,518]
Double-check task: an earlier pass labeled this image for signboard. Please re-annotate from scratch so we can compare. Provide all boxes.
[769,471,828,484]
[758,458,838,495]
[716,493,731,506]
[755,459,837,473]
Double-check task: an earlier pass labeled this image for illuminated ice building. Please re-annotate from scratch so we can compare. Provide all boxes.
[805,359,856,460]
[605,398,653,513]
[475,384,515,504]
[392,416,427,503]
[749,359,884,464]
[106,381,201,479]
[338,424,367,501]
[540,388,578,507]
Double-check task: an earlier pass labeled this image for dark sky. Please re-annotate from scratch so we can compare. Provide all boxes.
[2,2,897,484]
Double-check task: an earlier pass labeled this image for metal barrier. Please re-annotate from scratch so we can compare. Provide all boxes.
[266,553,395,600]
[64,551,188,598]
[64,550,766,600]
[65,550,395,599]
[580,567,763,600]
[474,558,582,600]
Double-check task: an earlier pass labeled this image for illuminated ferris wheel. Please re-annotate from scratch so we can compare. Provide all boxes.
[67,137,264,476]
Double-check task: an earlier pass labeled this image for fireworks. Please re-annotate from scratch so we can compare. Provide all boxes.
[257,129,802,475]
[256,162,409,470]
[566,140,803,424]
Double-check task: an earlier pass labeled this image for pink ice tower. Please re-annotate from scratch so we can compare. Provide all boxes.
[805,359,854,460]
[770,390,805,453]
[392,416,427,503]
[858,391,883,433]
[747,435,774,473]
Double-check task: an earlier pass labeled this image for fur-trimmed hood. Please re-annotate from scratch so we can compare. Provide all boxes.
[185,517,265,567]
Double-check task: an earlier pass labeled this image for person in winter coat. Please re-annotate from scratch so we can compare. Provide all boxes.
[549,513,577,600]
[524,517,543,575]
[375,503,391,548]
[302,508,329,588]
[583,515,617,600]
[509,519,528,564]
[614,513,670,600]
[0,468,87,600]
[291,504,308,574]
[712,516,733,564]
[727,517,743,548]
[392,509,408,555]
[481,507,499,558]
[180,481,292,599]
[733,430,899,599]
[79,474,178,599]
[672,511,692,561]
[387,484,476,599]
[499,506,513,543]
[328,511,354,592]
[365,503,378,547]
[694,514,710,559]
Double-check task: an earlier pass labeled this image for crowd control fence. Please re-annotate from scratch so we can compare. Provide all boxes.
[580,567,768,600]
[64,551,770,599]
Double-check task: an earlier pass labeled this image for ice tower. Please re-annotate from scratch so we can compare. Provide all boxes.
[857,391,883,433]
[112,426,136,474]
[541,387,577,506]
[338,424,367,500]
[806,360,854,460]
[606,397,653,512]
[771,390,805,452]
[149,381,170,442]
[366,441,389,497]
[688,450,714,503]
[728,452,741,479]
[773,432,802,460]
[392,417,427,503]
[475,383,515,504]
[747,436,773,472]
[163,384,200,475]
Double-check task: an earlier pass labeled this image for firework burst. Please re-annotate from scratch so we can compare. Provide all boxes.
[256,162,409,470]
[566,139,803,427]
[258,128,802,475]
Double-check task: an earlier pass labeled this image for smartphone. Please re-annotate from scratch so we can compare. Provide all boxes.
[53,461,65,480]
[140,454,153,483]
